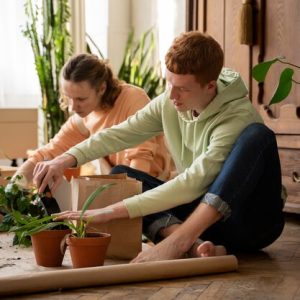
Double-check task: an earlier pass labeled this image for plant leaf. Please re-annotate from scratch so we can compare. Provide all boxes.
[269,68,294,105]
[252,58,279,82]
[25,221,64,236]
[9,215,54,233]
[80,183,114,220]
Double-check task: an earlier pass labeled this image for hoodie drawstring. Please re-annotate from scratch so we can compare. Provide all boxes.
[193,124,197,161]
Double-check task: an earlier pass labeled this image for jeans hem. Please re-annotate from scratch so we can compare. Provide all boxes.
[202,193,232,220]
[145,214,182,243]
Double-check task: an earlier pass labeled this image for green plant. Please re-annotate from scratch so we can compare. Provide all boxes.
[63,183,114,238]
[0,175,49,246]
[23,0,73,143]
[9,213,64,246]
[252,56,300,105]
[86,32,105,59]
[118,29,165,99]
[9,183,114,242]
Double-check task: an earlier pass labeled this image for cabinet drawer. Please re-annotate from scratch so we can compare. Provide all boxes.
[278,148,300,213]
[278,148,300,177]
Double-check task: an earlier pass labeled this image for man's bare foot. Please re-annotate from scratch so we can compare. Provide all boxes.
[188,240,227,258]
[196,241,227,257]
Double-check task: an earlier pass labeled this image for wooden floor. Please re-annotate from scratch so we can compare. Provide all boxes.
[4,213,300,300]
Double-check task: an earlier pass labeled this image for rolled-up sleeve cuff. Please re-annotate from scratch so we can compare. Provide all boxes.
[201,193,232,220]
[123,196,143,218]
[66,148,85,166]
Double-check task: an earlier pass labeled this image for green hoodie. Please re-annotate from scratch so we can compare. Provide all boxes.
[67,68,263,218]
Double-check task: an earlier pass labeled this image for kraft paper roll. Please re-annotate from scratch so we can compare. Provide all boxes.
[0,255,238,296]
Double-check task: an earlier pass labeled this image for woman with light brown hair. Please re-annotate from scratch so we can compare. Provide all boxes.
[16,53,173,184]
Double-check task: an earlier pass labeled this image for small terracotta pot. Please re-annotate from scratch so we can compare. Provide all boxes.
[31,229,71,267]
[63,167,81,181]
[66,232,111,268]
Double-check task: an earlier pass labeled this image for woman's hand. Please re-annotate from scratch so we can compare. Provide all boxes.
[33,154,77,193]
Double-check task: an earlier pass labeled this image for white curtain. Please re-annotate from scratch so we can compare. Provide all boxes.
[0,0,40,108]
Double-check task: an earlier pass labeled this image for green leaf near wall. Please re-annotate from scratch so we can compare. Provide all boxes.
[270,68,294,105]
[252,58,279,82]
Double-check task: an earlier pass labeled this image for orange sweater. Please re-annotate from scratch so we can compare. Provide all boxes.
[28,84,173,180]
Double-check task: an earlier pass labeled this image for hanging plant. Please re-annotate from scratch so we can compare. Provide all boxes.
[23,0,73,143]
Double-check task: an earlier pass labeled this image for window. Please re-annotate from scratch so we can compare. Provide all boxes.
[0,0,186,166]
[0,0,40,108]
[85,0,108,58]
[157,0,186,72]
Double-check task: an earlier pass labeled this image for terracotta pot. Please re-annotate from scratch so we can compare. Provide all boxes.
[66,232,111,268]
[31,228,71,267]
[63,167,81,181]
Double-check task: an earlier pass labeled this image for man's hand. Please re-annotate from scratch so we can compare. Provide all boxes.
[54,208,114,223]
[131,235,186,263]
[53,201,129,223]
[33,154,77,193]
[11,160,35,188]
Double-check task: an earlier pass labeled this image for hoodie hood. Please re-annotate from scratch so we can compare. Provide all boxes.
[179,68,248,123]
[174,68,251,163]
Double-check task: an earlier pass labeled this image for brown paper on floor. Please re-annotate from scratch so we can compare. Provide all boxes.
[71,174,142,259]
[0,255,238,296]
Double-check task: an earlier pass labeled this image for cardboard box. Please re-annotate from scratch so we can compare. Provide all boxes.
[0,108,38,159]
[0,166,18,186]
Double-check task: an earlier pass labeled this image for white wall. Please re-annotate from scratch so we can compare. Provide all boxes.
[106,0,131,73]
[106,0,186,73]
[106,0,158,73]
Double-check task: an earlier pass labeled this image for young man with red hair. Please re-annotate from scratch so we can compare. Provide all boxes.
[33,31,284,262]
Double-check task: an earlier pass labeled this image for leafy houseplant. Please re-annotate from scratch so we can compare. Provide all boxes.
[9,183,113,268]
[118,29,165,99]
[252,56,300,105]
[88,28,165,99]
[10,213,71,267]
[23,0,73,143]
[64,183,114,268]
[63,183,114,238]
[0,175,71,266]
[0,175,47,246]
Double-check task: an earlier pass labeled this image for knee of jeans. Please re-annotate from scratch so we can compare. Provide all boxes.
[110,164,130,174]
[238,123,275,145]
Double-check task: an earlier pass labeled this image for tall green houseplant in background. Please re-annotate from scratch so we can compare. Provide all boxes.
[118,29,165,99]
[87,28,165,99]
[24,0,73,143]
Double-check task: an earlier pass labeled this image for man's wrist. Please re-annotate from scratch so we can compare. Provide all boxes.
[59,154,78,169]
[108,201,130,221]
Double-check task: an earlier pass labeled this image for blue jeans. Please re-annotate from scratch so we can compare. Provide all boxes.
[110,123,285,252]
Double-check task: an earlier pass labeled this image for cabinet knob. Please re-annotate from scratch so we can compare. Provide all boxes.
[292,171,300,182]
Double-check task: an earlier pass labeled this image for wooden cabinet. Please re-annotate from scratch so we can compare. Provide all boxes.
[188,0,300,212]
[0,109,38,160]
